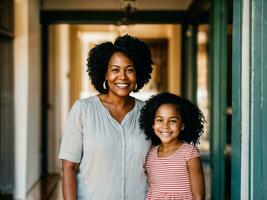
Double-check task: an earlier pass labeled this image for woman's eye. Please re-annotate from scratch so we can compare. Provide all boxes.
[127,68,135,73]
[111,68,119,72]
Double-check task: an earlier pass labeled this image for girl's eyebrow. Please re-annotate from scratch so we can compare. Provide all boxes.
[154,116,179,118]
[110,64,134,68]
[154,116,162,118]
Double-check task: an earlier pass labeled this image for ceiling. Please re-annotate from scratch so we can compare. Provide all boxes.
[41,0,210,25]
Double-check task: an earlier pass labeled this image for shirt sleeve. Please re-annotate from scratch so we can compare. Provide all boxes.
[184,144,200,161]
[59,100,84,163]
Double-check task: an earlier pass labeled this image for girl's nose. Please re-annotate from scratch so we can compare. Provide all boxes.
[162,121,169,128]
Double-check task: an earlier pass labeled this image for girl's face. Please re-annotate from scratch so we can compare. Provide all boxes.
[152,104,184,146]
[105,52,137,98]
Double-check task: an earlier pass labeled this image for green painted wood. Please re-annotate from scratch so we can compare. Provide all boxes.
[181,24,197,103]
[231,0,242,199]
[251,0,267,199]
[209,0,228,199]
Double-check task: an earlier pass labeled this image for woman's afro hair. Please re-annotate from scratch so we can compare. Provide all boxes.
[139,92,206,146]
[87,34,153,93]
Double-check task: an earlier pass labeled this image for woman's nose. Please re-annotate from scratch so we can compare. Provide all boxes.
[119,70,127,79]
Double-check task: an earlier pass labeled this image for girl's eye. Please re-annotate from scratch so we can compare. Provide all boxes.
[155,118,163,123]
[169,120,178,124]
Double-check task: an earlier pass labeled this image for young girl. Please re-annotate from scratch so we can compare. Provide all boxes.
[139,92,205,200]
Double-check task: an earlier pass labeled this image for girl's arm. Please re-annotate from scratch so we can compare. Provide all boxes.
[187,157,205,200]
[62,159,80,200]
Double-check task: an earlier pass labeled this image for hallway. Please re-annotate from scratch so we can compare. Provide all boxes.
[2,0,267,199]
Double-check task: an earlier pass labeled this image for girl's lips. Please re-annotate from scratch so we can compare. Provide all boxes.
[160,132,172,137]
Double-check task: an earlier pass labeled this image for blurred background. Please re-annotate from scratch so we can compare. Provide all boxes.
[1,0,267,200]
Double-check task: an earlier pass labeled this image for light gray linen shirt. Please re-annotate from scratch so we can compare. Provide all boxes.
[59,95,150,200]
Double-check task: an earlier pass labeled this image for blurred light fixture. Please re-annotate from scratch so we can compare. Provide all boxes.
[118,0,137,25]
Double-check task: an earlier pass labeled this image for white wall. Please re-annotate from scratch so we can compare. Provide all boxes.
[26,0,41,192]
[48,25,70,173]
[14,0,41,198]
[14,0,29,198]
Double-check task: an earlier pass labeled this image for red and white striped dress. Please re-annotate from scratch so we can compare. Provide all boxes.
[145,143,199,200]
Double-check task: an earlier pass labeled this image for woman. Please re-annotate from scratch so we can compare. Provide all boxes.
[59,34,153,200]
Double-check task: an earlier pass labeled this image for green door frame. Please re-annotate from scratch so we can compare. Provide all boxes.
[232,0,267,199]
[231,0,242,199]
[209,0,228,199]
[250,0,267,199]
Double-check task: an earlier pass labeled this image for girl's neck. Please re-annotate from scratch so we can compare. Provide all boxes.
[159,140,183,152]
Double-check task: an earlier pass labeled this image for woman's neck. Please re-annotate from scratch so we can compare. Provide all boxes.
[99,93,133,107]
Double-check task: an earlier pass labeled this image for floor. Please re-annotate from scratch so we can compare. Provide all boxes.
[26,174,62,200]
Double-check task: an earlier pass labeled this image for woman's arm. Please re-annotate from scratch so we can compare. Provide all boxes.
[187,157,205,200]
[62,159,80,200]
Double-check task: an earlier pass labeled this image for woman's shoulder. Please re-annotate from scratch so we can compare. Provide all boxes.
[69,96,99,113]
[75,95,98,106]
[133,97,145,109]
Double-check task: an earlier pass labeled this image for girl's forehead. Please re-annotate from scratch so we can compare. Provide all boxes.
[156,104,182,114]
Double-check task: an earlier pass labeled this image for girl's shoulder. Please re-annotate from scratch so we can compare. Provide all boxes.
[147,145,159,156]
[180,143,200,161]
[181,142,198,149]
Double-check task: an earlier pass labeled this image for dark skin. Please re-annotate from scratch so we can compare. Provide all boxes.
[61,52,137,199]
[62,160,79,200]
[188,157,205,199]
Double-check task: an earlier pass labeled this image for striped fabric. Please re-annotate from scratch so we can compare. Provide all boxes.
[145,143,199,200]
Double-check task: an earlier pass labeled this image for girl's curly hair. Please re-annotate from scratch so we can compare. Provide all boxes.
[87,34,153,93]
[139,92,205,146]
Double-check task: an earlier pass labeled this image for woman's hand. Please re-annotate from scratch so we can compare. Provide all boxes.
[188,157,205,200]
[62,159,79,200]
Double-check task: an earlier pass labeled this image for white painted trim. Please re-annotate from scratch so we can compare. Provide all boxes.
[240,0,251,199]
[14,0,29,199]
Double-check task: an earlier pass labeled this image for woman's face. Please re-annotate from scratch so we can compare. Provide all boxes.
[105,52,137,98]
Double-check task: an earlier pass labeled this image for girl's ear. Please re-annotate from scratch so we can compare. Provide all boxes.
[181,124,185,131]
[152,121,155,130]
